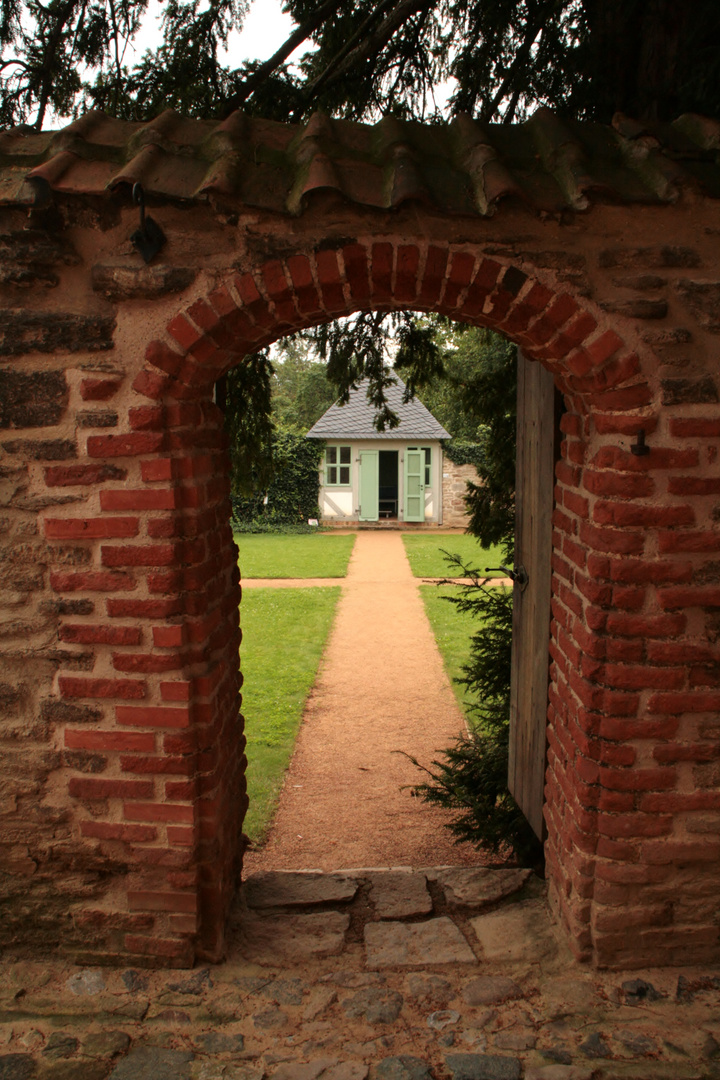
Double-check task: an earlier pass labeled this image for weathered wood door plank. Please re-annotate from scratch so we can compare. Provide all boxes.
[508,350,556,838]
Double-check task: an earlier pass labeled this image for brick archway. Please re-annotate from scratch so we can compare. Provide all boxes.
[3,109,720,971]
[59,239,670,967]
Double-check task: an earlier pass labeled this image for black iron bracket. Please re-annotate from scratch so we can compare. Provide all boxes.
[130,182,166,264]
[486,564,529,590]
[630,429,650,456]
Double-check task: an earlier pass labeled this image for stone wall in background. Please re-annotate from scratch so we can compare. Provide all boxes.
[441,459,477,528]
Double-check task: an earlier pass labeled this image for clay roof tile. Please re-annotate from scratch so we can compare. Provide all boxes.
[1,107,719,215]
[451,114,525,214]
[387,143,432,207]
[672,113,720,151]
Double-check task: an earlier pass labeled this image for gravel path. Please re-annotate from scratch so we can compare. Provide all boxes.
[241,578,512,589]
[243,531,500,873]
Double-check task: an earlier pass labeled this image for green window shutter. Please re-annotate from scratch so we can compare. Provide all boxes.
[404,449,424,522]
[359,451,379,521]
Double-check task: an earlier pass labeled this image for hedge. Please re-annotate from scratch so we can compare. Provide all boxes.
[443,439,485,469]
[231,431,322,531]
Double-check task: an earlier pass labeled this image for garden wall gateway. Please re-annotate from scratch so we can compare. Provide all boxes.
[1,108,720,969]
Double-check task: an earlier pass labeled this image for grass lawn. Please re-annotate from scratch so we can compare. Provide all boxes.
[419,584,476,717]
[419,581,512,722]
[240,586,341,844]
[235,533,356,579]
[402,533,506,579]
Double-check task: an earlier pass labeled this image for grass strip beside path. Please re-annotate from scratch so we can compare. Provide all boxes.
[419,584,476,720]
[420,580,512,726]
[240,585,341,844]
[236,533,356,579]
[402,534,506,579]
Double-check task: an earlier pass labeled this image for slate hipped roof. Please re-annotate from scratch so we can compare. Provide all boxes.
[1,107,719,216]
[306,378,451,441]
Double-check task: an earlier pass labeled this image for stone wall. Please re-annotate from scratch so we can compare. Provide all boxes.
[1,193,720,969]
[442,458,477,528]
[0,213,245,966]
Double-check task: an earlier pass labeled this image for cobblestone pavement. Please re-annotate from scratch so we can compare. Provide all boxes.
[2,868,719,1080]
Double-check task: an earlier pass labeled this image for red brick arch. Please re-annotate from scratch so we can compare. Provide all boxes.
[59,236,717,970]
[135,242,647,410]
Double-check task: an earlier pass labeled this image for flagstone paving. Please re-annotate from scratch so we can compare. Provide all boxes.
[1,867,719,1080]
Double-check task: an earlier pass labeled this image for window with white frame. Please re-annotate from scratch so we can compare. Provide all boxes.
[407,446,432,485]
[325,445,352,486]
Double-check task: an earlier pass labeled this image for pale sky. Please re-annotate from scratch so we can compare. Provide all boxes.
[130,0,303,67]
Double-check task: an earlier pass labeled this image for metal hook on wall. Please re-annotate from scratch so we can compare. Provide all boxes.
[630,429,650,457]
[133,182,146,232]
[130,182,167,264]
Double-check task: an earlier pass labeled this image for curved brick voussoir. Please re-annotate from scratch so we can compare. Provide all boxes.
[134,242,645,402]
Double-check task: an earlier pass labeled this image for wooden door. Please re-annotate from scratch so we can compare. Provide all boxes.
[508,350,556,839]
[359,450,379,521]
[404,448,424,522]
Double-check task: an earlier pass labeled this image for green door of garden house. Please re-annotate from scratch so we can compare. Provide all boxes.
[359,450,379,521]
[404,448,424,522]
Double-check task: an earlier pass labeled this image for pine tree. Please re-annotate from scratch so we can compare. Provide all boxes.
[2,0,718,129]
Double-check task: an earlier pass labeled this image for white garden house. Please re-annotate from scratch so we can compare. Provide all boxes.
[306,377,451,525]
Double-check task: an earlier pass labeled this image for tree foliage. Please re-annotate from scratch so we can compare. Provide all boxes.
[2,0,718,130]
[451,332,517,554]
[222,348,275,496]
[271,336,337,434]
[298,309,443,433]
[399,323,517,550]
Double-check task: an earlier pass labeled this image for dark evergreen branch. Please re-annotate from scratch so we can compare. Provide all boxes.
[502,83,522,124]
[479,10,545,122]
[223,0,344,113]
[385,4,429,104]
[67,0,87,68]
[0,56,31,70]
[319,0,432,90]
[107,0,123,113]
[300,0,399,101]
[33,0,78,128]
